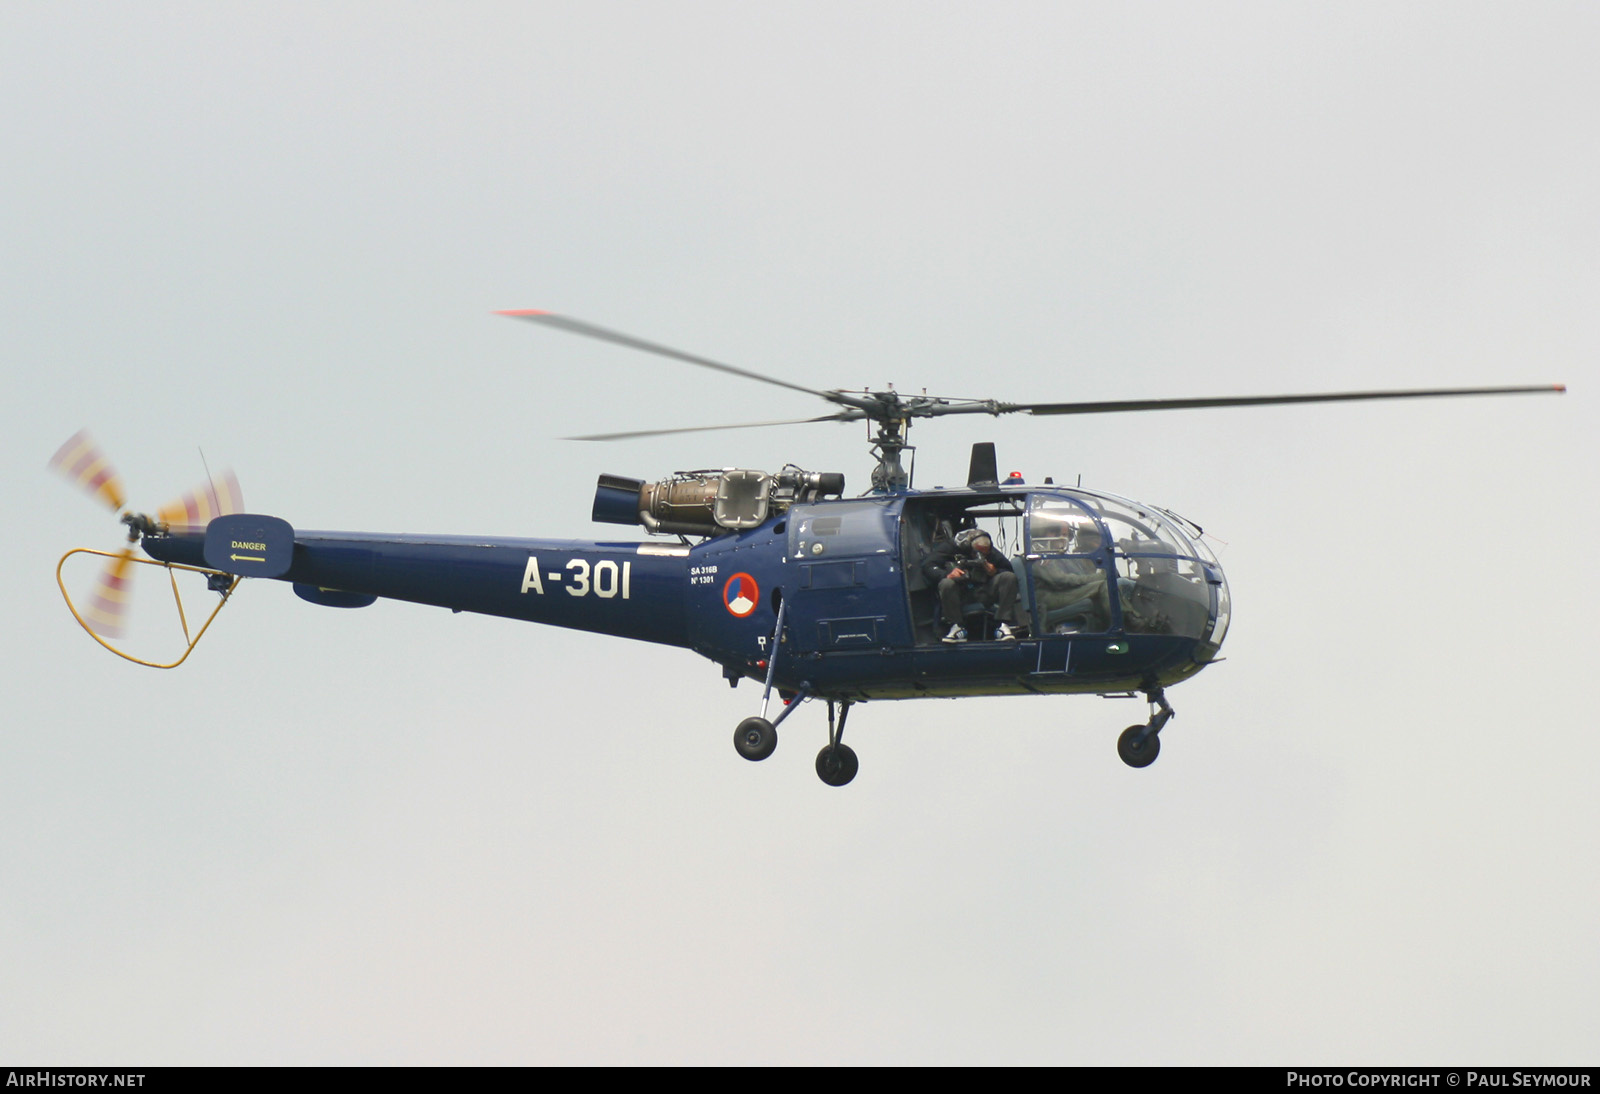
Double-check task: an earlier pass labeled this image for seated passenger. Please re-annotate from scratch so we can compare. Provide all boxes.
[922,528,1023,642]
[1032,558,1112,633]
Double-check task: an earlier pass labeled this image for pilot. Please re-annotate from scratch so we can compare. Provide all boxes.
[923,528,1022,642]
[1030,515,1112,633]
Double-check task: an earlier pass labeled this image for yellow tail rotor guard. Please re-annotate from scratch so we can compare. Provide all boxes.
[56,548,240,669]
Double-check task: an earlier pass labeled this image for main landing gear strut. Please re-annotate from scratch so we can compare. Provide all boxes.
[732,690,859,787]
[729,598,861,787]
[1117,685,1173,769]
[734,599,800,763]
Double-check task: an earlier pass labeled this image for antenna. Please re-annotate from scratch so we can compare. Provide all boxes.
[198,447,221,516]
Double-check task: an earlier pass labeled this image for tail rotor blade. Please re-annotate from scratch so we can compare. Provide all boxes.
[83,547,135,638]
[48,430,126,513]
[157,470,244,529]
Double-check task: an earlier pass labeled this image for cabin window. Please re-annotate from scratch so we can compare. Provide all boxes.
[1026,494,1112,634]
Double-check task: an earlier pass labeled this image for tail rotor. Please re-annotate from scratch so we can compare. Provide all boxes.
[49,430,244,640]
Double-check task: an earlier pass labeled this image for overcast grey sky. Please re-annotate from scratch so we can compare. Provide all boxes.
[3,1,1594,1064]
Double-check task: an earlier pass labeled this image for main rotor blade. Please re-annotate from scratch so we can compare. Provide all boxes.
[567,412,864,442]
[499,310,865,407]
[1006,384,1566,417]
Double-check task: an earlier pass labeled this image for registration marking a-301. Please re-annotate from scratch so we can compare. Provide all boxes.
[519,556,631,599]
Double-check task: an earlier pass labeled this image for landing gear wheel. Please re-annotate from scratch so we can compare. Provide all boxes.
[734,717,777,762]
[1118,725,1161,768]
[815,743,859,787]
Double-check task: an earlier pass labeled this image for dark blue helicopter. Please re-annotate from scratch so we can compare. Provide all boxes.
[52,313,1564,786]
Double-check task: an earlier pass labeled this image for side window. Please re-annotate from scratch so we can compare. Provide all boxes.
[1113,555,1212,637]
[1028,497,1103,555]
[792,499,897,559]
[1027,495,1111,634]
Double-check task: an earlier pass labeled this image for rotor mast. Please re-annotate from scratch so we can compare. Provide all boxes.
[868,411,911,493]
[854,389,1009,492]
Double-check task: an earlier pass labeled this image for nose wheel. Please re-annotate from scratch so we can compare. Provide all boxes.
[1117,725,1161,768]
[1117,686,1173,769]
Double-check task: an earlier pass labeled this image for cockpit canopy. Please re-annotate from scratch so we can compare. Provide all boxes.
[1026,489,1229,653]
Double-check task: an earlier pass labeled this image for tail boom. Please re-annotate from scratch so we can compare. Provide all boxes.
[140,526,692,648]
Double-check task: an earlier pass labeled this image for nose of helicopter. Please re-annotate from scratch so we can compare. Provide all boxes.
[1180,531,1230,661]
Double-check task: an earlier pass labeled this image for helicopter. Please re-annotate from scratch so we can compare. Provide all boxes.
[50,312,1566,786]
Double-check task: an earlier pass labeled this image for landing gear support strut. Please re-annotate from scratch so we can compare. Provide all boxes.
[1117,685,1173,769]
[815,699,859,787]
[758,598,788,720]
[736,599,800,762]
